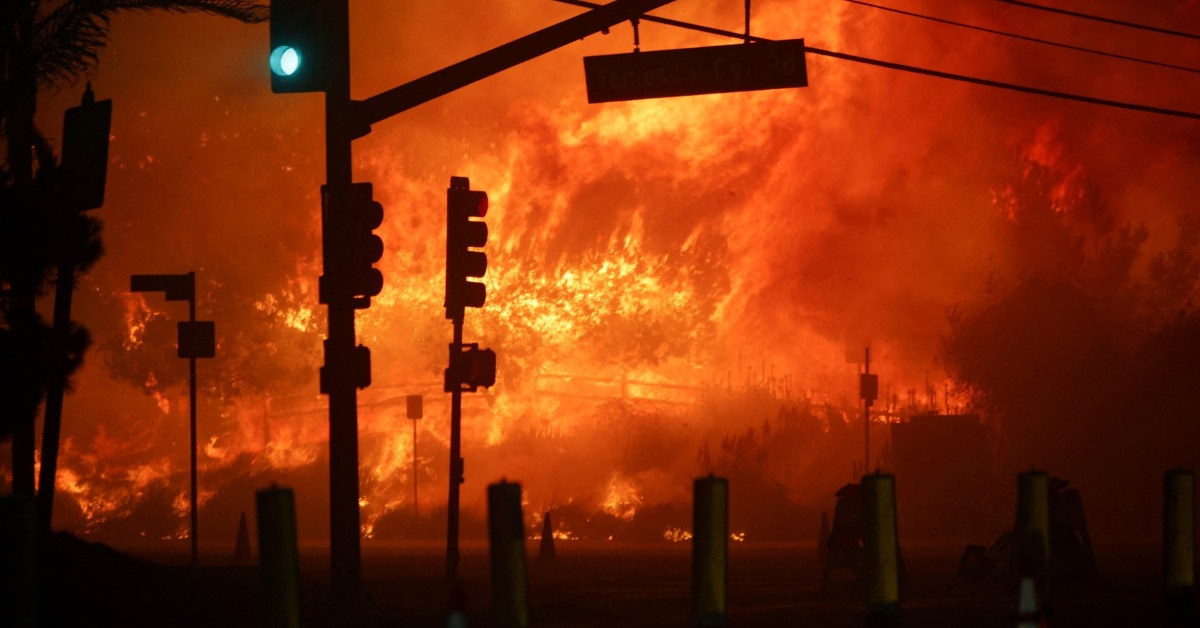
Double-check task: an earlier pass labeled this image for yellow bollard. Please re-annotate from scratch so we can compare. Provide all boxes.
[1015,576,1044,628]
[488,480,529,628]
[862,472,900,626]
[1164,468,1195,617]
[693,475,728,627]
[256,485,300,628]
[0,495,37,628]
[1013,470,1050,578]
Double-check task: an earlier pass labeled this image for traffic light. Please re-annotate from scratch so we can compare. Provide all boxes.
[60,84,111,211]
[320,342,371,393]
[860,373,878,407]
[445,343,497,392]
[445,176,488,320]
[269,0,328,93]
[321,182,384,307]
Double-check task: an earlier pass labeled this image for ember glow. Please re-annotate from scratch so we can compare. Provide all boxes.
[6,0,1198,543]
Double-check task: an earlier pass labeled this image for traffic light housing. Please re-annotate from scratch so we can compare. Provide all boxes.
[60,84,111,211]
[445,343,496,393]
[269,0,329,93]
[320,342,371,393]
[445,176,488,320]
[321,182,384,307]
[860,373,878,407]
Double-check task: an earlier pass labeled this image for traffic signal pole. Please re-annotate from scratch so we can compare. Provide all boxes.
[321,0,363,596]
[38,85,112,533]
[446,319,465,580]
[273,0,679,599]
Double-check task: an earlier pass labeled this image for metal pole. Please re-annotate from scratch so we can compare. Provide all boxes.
[323,0,362,596]
[356,0,678,126]
[447,320,464,580]
[413,418,419,520]
[37,261,76,531]
[864,347,871,474]
[189,277,198,566]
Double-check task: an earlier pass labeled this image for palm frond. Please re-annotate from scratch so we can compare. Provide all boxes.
[33,1,112,90]
[103,0,267,24]
[33,0,267,90]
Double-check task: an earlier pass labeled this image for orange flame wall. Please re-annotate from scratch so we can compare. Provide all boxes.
[9,0,1198,542]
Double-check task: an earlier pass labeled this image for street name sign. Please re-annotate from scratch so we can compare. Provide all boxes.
[583,39,807,103]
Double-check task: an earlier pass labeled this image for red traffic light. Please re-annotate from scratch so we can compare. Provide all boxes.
[468,190,488,218]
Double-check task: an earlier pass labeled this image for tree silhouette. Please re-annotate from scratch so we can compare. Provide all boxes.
[942,163,1200,532]
[0,1,266,505]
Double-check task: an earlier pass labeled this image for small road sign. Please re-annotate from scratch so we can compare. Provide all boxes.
[583,39,807,103]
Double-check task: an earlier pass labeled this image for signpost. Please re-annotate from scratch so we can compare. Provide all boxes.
[860,347,878,474]
[130,272,215,566]
[407,395,422,520]
[583,39,807,103]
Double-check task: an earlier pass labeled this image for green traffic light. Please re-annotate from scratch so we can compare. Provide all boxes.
[269,45,301,77]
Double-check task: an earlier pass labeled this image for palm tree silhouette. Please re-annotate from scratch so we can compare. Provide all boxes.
[1,1,266,529]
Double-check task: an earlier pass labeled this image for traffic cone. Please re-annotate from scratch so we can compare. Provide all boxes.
[234,510,251,562]
[538,511,556,563]
[1016,576,1046,628]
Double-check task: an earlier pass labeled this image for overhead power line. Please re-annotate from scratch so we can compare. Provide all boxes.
[995,0,1200,41]
[807,47,1200,119]
[550,0,1200,120]
[846,0,1200,74]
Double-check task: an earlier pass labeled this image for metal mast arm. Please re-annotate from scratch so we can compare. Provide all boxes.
[354,0,676,128]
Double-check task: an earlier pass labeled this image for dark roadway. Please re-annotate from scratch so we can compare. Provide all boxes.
[36,537,1190,627]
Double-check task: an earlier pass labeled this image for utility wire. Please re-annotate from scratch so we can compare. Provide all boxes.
[846,0,1200,74]
[550,0,1200,120]
[809,47,1200,119]
[994,0,1200,41]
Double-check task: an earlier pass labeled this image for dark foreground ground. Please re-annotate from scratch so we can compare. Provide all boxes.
[31,535,1194,627]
